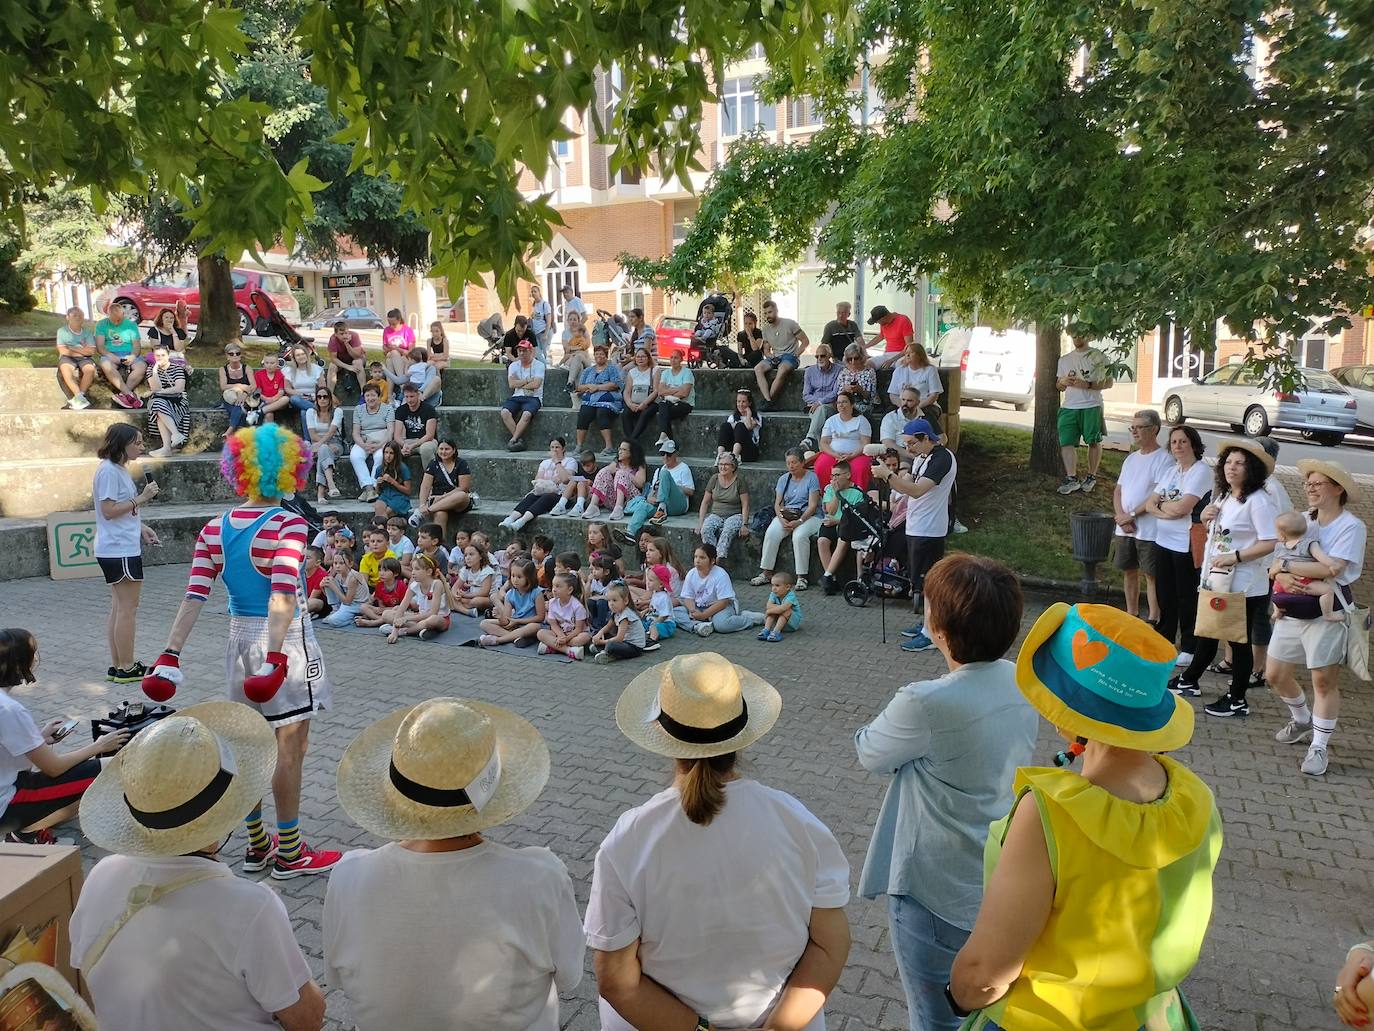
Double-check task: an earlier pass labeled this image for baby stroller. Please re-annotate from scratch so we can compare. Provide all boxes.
[685,293,740,368]
[838,492,911,642]
[476,313,506,363]
[593,310,631,362]
[252,289,316,358]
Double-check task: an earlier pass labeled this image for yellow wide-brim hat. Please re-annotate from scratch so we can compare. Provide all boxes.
[1218,438,1275,474]
[1016,603,1194,752]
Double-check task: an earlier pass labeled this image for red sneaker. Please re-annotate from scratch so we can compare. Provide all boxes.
[242,836,277,873]
[271,843,342,880]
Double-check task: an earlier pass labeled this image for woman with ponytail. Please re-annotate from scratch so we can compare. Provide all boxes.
[587,652,852,1031]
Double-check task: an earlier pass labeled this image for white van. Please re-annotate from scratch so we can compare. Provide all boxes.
[959,326,1037,411]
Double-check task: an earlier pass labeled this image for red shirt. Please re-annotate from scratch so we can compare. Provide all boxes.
[305,565,327,599]
[328,331,364,359]
[254,369,285,398]
[373,578,408,607]
[878,313,915,352]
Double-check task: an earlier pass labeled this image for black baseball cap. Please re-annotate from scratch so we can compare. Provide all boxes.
[867,305,892,325]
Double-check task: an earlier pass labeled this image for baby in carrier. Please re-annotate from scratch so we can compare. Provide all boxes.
[1269,510,1343,622]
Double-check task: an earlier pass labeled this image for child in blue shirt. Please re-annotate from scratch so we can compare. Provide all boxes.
[478,558,546,647]
[759,571,803,642]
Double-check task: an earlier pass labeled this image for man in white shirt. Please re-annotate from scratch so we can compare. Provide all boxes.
[1112,409,1174,622]
[71,703,324,1031]
[502,340,545,451]
[880,387,923,447]
[325,697,583,1031]
[1055,328,1113,495]
[561,284,587,321]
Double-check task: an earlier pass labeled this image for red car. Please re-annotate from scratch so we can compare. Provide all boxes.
[95,267,301,335]
[653,315,699,364]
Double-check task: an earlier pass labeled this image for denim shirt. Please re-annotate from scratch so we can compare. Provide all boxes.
[854,659,1038,930]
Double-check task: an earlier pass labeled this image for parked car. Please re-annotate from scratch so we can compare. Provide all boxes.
[1163,364,1358,446]
[304,306,385,331]
[94,267,300,336]
[958,326,1036,411]
[865,323,970,372]
[1331,365,1374,433]
[654,315,699,364]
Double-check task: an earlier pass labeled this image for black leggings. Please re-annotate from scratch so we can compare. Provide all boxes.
[1155,545,1200,653]
[596,641,644,660]
[657,401,693,434]
[577,405,617,431]
[1181,594,1269,697]
[514,491,562,517]
[717,421,760,461]
[623,402,659,440]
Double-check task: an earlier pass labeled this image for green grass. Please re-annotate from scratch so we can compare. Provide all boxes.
[953,421,1126,586]
[0,309,64,339]
[0,339,495,370]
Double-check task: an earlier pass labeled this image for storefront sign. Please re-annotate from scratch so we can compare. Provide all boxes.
[323,273,372,289]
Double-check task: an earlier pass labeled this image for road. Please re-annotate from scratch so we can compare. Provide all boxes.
[958,400,1374,475]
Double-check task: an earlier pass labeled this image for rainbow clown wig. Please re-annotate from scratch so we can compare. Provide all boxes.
[220,424,313,500]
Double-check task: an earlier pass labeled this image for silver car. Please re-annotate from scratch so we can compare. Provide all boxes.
[1332,366,1374,434]
[1162,364,1357,446]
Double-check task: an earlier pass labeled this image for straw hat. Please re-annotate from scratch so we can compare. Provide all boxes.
[337,697,549,840]
[1297,458,1361,503]
[1217,438,1275,474]
[616,652,782,759]
[80,702,277,857]
[1016,603,1194,753]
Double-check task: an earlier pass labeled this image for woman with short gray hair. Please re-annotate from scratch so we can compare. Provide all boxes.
[696,453,751,563]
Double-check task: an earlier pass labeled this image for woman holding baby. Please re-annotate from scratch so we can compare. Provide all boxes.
[1263,458,1366,778]
[1169,439,1277,720]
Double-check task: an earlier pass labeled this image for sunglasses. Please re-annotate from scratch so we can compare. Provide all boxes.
[225,351,242,357]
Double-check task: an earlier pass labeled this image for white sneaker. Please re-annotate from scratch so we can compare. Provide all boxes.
[498,515,516,529]
[1300,744,1328,776]
[1174,651,1193,668]
[378,624,393,635]
[608,506,625,521]
[952,519,968,534]
[70,393,91,411]
[550,498,569,516]
[656,433,668,446]
[568,500,585,517]
[1274,720,1313,745]
[693,621,714,637]
[582,505,601,520]
[537,642,550,654]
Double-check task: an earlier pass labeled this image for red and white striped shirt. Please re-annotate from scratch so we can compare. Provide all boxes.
[186,507,308,601]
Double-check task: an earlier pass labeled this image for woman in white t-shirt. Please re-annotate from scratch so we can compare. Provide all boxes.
[0,629,128,844]
[886,342,943,426]
[1143,426,1211,667]
[674,544,761,636]
[305,387,344,501]
[587,652,851,1031]
[93,424,160,684]
[283,343,325,431]
[1265,459,1368,777]
[813,390,874,492]
[1169,441,1277,716]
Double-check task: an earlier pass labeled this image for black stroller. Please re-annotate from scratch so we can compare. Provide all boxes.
[838,489,911,641]
[686,292,741,368]
[253,289,317,358]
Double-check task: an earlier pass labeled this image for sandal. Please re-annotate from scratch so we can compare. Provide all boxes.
[1207,659,1233,675]
[750,573,770,586]
[328,486,341,499]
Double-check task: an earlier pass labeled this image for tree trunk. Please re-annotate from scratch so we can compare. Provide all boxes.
[192,253,241,348]
[1030,320,1063,476]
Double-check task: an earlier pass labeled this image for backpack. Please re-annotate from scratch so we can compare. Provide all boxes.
[750,505,774,537]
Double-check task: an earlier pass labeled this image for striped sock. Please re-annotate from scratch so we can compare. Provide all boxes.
[244,808,270,853]
[1280,694,1312,726]
[1312,716,1337,751]
[277,818,302,862]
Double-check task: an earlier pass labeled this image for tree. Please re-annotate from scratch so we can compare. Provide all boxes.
[19,190,141,293]
[647,0,1374,475]
[1,0,850,334]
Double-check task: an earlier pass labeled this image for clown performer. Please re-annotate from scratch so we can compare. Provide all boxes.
[141,424,341,879]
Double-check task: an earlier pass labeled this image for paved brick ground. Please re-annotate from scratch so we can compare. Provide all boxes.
[2,568,1369,1030]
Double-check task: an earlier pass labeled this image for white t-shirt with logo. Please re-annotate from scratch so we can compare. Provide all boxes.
[586,779,850,1031]
[1057,346,1109,410]
[1202,490,1278,597]
[0,692,43,814]
[1115,447,1175,541]
[1151,460,1213,553]
[906,446,957,539]
[324,841,584,1031]
[71,855,312,1031]
[93,459,141,558]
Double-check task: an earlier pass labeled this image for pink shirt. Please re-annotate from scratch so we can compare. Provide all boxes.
[382,324,416,354]
[546,595,588,635]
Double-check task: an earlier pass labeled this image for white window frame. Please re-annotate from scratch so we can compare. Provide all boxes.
[719,76,776,137]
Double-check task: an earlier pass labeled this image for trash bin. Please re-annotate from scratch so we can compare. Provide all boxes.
[1070,511,1117,594]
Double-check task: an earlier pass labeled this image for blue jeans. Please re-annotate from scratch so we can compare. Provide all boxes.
[888,894,970,1031]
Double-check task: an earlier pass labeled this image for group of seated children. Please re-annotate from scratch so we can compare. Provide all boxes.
[299,512,804,660]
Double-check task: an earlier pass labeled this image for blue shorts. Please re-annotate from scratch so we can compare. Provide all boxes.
[503,395,541,418]
[768,353,801,369]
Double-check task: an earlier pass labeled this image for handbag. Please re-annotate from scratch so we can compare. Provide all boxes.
[1337,591,1371,681]
[1194,522,1247,643]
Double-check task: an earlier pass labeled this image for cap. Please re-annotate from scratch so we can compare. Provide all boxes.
[902,418,936,438]
[658,439,678,454]
[517,339,533,348]
[867,305,892,325]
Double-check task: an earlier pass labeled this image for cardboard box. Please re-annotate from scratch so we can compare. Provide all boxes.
[45,513,101,581]
[0,846,85,996]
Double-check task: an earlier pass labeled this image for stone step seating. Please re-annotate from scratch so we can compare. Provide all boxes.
[0,364,929,582]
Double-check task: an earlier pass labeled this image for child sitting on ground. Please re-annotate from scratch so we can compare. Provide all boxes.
[304,546,330,618]
[760,571,803,642]
[642,563,677,648]
[452,528,471,555]
[586,522,624,577]
[415,522,450,575]
[358,528,396,588]
[322,553,370,627]
[479,558,546,647]
[312,511,353,552]
[356,558,410,628]
[585,554,617,633]
[589,583,648,664]
[452,543,497,617]
[531,534,556,588]
[537,572,591,660]
[386,517,416,573]
[1270,510,1344,622]
[555,551,582,582]
[388,554,452,642]
[493,536,524,588]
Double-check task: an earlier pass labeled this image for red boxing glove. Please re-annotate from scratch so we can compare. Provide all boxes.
[142,653,183,703]
[242,651,288,703]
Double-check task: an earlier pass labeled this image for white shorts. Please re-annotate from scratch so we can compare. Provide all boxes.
[225,613,332,727]
[1267,614,1348,671]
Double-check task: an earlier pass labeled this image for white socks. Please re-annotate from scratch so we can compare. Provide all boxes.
[1312,716,1337,750]
[1280,694,1312,726]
